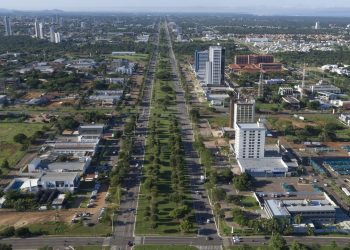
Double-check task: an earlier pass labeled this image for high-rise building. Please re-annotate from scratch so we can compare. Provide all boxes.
[205,46,225,85]
[194,50,208,79]
[34,19,40,38]
[232,99,256,128]
[315,21,320,30]
[50,26,55,43]
[39,22,44,39]
[54,32,61,43]
[4,16,12,36]
[59,17,63,27]
[235,122,266,159]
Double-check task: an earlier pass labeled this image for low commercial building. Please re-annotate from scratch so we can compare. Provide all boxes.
[67,59,96,70]
[89,90,122,106]
[264,194,338,224]
[238,157,288,177]
[28,156,91,174]
[264,78,285,85]
[39,172,80,193]
[278,87,294,96]
[308,80,341,94]
[79,124,104,136]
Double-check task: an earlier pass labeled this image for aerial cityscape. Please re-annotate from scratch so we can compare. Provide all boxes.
[2,1,350,250]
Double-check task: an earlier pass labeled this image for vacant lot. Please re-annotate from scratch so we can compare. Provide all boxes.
[0,122,44,167]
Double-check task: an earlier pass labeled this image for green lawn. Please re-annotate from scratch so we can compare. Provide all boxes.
[207,115,228,128]
[28,222,111,236]
[136,78,188,235]
[134,246,198,250]
[135,46,194,235]
[111,53,149,63]
[240,196,260,210]
[303,114,340,124]
[0,122,44,167]
[74,247,107,250]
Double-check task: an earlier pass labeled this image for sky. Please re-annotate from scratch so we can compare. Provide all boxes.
[1,0,350,14]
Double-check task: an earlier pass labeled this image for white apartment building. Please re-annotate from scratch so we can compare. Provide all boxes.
[206,46,223,85]
[50,26,55,43]
[233,100,256,128]
[39,22,44,39]
[54,32,61,43]
[235,122,266,159]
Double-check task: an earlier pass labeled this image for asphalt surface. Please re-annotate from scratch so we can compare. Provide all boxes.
[3,235,350,249]
[164,21,220,241]
[110,22,161,249]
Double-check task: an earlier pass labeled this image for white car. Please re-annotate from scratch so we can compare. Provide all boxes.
[233,236,241,243]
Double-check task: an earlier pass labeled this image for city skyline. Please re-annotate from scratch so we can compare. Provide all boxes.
[2,0,350,15]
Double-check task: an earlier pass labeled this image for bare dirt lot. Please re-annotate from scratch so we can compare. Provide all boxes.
[0,186,108,228]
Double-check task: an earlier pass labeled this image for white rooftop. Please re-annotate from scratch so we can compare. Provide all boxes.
[236,122,266,130]
[238,157,288,173]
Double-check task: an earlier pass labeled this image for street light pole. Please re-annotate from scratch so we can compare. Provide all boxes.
[111,212,115,234]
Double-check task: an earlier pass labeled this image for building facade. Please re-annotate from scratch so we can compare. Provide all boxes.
[235,122,266,159]
[4,16,12,36]
[206,46,225,85]
[235,54,274,65]
[233,100,256,128]
[194,50,208,79]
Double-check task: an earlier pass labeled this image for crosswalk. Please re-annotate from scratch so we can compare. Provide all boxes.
[102,237,111,247]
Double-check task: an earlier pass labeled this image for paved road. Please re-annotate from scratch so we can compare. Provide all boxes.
[111,22,161,249]
[164,20,219,239]
[3,20,350,250]
[3,235,350,249]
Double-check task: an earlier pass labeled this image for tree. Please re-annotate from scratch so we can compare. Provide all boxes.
[13,133,27,144]
[232,208,247,226]
[1,160,9,169]
[189,109,200,123]
[306,224,315,236]
[289,240,307,250]
[294,214,302,224]
[169,205,189,220]
[0,243,12,250]
[269,233,287,250]
[211,187,227,202]
[179,219,193,233]
[307,101,320,110]
[14,227,31,237]
[234,173,253,191]
[0,226,15,237]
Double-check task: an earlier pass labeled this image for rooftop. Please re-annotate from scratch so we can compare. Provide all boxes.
[236,122,266,130]
[40,172,79,182]
[238,157,288,173]
[266,197,338,217]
